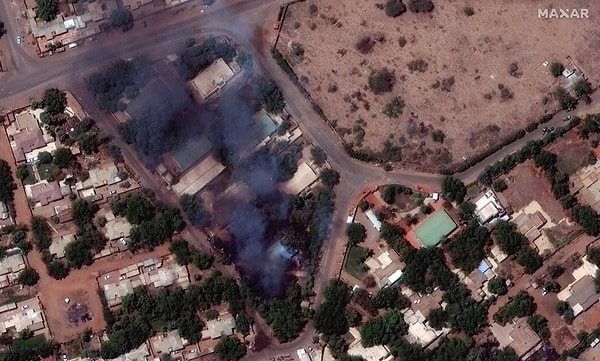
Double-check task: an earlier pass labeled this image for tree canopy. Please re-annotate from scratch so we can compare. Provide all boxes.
[494,291,536,325]
[110,9,134,31]
[35,0,59,22]
[487,276,508,295]
[360,310,408,347]
[0,160,16,204]
[214,336,246,361]
[346,223,367,246]
[448,222,490,272]
[313,280,350,336]
[40,88,67,116]
[441,176,466,203]
[18,268,40,286]
[254,77,285,114]
[179,194,211,228]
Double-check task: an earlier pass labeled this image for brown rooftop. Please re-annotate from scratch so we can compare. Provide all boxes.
[12,129,45,162]
[31,182,63,206]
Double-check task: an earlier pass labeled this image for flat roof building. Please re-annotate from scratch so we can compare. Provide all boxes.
[201,313,236,340]
[364,248,404,289]
[474,190,505,224]
[0,249,26,289]
[190,58,235,100]
[364,210,382,232]
[149,330,184,356]
[0,297,46,334]
[89,164,121,188]
[413,209,457,248]
[31,182,64,206]
[558,275,600,316]
[281,162,318,195]
[490,318,541,357]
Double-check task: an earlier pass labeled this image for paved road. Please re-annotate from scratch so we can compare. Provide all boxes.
[0,1,597,360]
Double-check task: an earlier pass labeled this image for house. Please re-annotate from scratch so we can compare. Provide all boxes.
[364,209,382,232]
[364,248,404,289]
[149,330,184,356]
[0,249,26,289]
[201,313,236,340]
[281,162,318,195]
[558,275,600,317]
[31,182,63,206]
[490,318,541,357]
[11,128,46,163]
[474,190,506,224]
[190,58,235,100]
[107,341,150,361]
[89,164,121,188]
[346,328,393,361]
[0,297,47,334]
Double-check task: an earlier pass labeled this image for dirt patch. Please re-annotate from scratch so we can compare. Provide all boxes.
[499,160,566,222]
[546,129,595,175]
[277,0,600,171]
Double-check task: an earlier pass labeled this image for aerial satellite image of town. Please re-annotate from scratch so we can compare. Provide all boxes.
[0,1,598,361]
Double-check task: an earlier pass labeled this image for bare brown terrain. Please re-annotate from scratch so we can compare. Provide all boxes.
[277,0,600,171]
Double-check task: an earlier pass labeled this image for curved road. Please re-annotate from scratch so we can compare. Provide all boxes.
[0,0,594,359]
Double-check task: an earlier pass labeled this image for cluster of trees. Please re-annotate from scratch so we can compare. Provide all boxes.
[111,191,184,250]
[493,221,542,273]
[67,118,103,155]
[361,310,408,347]
[169,239,213,270]
[319,168,340,188]
[556,300,575,324]
[102,272,247,358]
[31,88,67,125]
[0,336,57,361]
[487,276,508,295]
[553,87,577,111]
[262,283,306,343]
[380,184,412,204]
[64,199,108,269]
[0,160,16,206]
[368,68,395,94]
[580,113,600,139]
[37,148,75,170]
[310,147,327,166]
[382,97,405,118]
[346,223,366,246]
[448,221,490,272]
[86,57,153,113]
[214,336,246,361]
[493,291,535,325]
[17,268,40,286]
[109,9,134,32]
[178,37,236,80]
[527,314,550,339]
[35,0,59,22]
[441,176,467,203]
[179,194,211,228]
[314,280,351,336]
[254,77,285,114]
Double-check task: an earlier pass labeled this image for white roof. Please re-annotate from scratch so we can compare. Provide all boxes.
[365,209,382,231]
[387,269,403,285]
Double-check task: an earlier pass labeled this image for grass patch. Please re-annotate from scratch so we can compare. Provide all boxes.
[12,334,46,352]
[22,165,38,185]
[466,184,481,199]
[37,163,59,181]
[344,245,370,279]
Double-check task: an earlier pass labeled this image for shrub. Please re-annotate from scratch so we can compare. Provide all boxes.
[368,68,395,94]
[355,36,375,54]
[488,277,508,295]
[18,268,40,286]
[384,0,407,17]
[493,179,508,192]
[407,59,428,73]
[463,6,474,16]
[408,0,434,13]
[308,4,318,15]
[549,62,564,77]
[431,130,445,143]
[346,223,367,246]
[382,97,405,118]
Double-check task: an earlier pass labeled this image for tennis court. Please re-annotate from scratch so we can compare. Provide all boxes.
[413,209,457,248]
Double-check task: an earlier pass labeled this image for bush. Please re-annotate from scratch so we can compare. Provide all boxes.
[382,97,404,118]
[384,0,407,17]
[408,0,434,13]
[493,179,508,192]
[463,6,474,16]
[441,176,466,203]
[18,268,40,286]
[407,59,428,72]
[346,223,367,246]
[310,147,327,166]
[368,68,395,94]
[549,62,564,77]
[110,9,134,31]
[355,36,375,54]
[516,248,543,274]
[431,130,445,143]
[488,277,508,295]
[494,291,535,325]
[254,77,285,114]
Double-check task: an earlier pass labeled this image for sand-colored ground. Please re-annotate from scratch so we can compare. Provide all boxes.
[278,0,600,171]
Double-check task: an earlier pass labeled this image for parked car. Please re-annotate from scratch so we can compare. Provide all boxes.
[16,37,21,44]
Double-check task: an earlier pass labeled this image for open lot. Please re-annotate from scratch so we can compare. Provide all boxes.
[278,0,600,171]
[546,129,595,176]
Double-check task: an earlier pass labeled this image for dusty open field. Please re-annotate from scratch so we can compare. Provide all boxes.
[278,0,599,171]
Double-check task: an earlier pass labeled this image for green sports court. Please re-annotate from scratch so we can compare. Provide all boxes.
[414,209,457,248]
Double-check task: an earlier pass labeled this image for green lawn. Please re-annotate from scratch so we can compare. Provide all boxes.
[344,246,370,279]
[12,334,46,352]
[37,163,59,181]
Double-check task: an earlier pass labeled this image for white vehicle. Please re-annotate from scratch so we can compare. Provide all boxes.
[591,338,600,348]
[64,298,70,304]
[16,37,22,44]
[68,43,78,48]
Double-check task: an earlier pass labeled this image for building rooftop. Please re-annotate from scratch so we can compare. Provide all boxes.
[104,216,133,241]
[31,181,63,206]
[403,308,446,346]
[190,58,235,100]
[12,128,46,162]
[346,327,393,361]
[474,190,505,224]
[364,210,382,232]
[49,234,75,259]
[413,209,457,248]
[365,249,404,289]
[560,275,600,316]
[89,163,120,188]
[107,341,150,361]
[201,313,236,340]
[280,162,318,195]
[490,318,541,357]
[150,330,184,355]
[0,249,26,289]
[27,10,68,40]
[0,297,46,334]
[14,110,40,132]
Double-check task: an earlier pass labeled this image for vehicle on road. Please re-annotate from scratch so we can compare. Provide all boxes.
[549,127,555,133]
[563,116,572,121]
[16,37,21,44]
[542,127,548,134]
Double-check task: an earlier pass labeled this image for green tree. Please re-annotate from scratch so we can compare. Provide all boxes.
[494,291,536,325]
[313,280,350,336]
[46,260,70,280]
[179,194,211,228]
[495,347,519,361]
[235,52,253,72]
[547,263,565,279]
[35,0,59,22]
[72,199,99,229]
[382,96,405,118]
[384,0,407,17]
[18,268,40,286]
[543,280,561,293]
[441,176,466,203]
[527,314,550,339]
[493,179,508,192]
[320,168,340,188]
[555,300,570,316]
[549,62,565,77]
[37,151,53,164]
[448,222,490,271]
[125,193,154,224]
[0,22,5,39]
[31,216,52,251]
[110,9,134,31]
[254,77,285,113]
[573,205,600,236]
[346,223,367,246]
[368,68,395,94]
[0,160,16,203]
[573,79,591,98]
[16,164,29,181]
[41,88,67,115]
[214,336,246,361]
[235,311,253,335]
[516,248,543,274]
[426,307,448,329]
[310,147,327,166]
[53,148,75,169]
[372,287,409,310]
[493,221,527,255]
[360,310,408,347]
[487,276,508,295]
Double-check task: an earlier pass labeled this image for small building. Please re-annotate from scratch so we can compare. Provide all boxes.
[346,327,393,361]
[364,249,404,289]
[190,58,235,100]
[0,249,26,289]
[149,330,184,356]
[413,209,457,248]
[103,211,133,241]
[364,209,382,232]
[281,162,318,195]
[201,313,236,340]
[474,190,505,224]
[0,297,47,334]
[31,182,64,206]
[490,318,541,358]
[11,128,46,163]
[89,164,121,188]
[54,203,73,223]
[49,234,75,259]
[558,275,600,317]
[107,341,150,361]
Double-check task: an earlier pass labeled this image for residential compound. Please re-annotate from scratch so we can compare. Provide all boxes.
[99,255,190,308]
[0,297,48,337]
[0,248,26,289]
